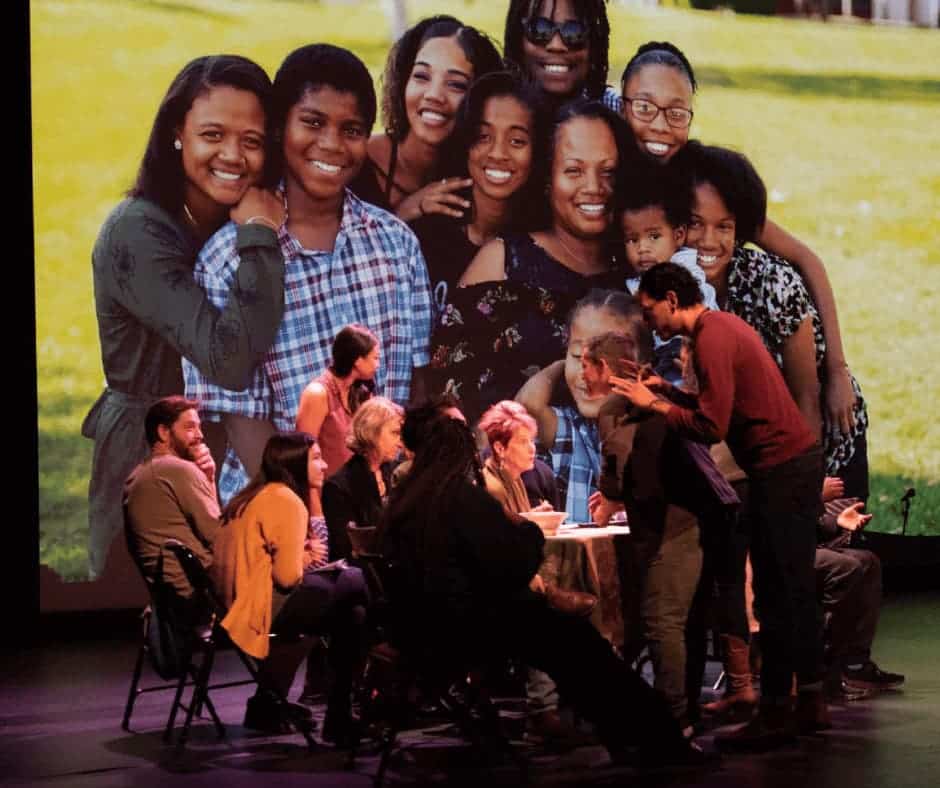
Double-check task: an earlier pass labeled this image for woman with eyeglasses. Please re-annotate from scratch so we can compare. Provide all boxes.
[349,15,502,223]
[619,41,859,442]
[503,0,622,113]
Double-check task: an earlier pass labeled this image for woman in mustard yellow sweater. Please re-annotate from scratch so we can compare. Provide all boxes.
[212,432,369,746]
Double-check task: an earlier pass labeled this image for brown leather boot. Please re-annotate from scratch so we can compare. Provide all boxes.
[543,584,597,617]
[702,635,758,721]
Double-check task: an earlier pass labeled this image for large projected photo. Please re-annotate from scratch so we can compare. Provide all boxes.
[34,1,939,609]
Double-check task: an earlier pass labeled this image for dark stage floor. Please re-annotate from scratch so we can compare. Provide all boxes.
[3,592,938,788]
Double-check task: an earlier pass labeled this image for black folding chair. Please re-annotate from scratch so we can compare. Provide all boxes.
[121,526,223,738]
[121,599,206,732]
[344,530,527,786]
[161,539,317,749]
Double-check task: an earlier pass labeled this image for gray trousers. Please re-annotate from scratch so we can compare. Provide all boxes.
[625,505,703,722]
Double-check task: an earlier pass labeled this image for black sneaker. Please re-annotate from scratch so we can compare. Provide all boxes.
[843,661,905,691]
[838,679,875,702]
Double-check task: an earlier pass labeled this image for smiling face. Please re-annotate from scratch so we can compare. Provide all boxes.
[282,85,369,206]
[495,425,537,477]
[686,181,737,287]
[404,35,473,147]
[468,94,534,203]
[307,442,329,489]
[178,85,266,218]
[521,0,590,99]
[622,64,693,164]
[621,205,686,274]
[161,408,204,462]
[550,116,617,239]
[565,306,630,418]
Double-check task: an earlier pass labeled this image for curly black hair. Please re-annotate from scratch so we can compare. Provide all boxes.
[682,140,767,244]
[617,156,694,229]
[503,0,611,101]
[439,69,553,232]
[379,417,484,567]
[639,262,704,308]
[620,40,697,94]
[380,15,503,141]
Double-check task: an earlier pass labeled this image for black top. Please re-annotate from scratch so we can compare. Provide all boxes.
[381,480,544,623]
[322,453,393,561]
[412,214,480,319]
[423,232,628,423]
[348,138,403,213]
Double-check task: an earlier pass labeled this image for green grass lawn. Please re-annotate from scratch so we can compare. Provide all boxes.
[32,0,940,580]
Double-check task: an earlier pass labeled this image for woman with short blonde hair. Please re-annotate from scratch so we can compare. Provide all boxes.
[324,397,404,561]
[346,397,405,457]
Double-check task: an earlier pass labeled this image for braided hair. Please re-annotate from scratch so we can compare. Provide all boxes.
[503,0,612,100]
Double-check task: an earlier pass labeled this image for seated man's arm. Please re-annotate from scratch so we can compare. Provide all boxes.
[176,462,222,550]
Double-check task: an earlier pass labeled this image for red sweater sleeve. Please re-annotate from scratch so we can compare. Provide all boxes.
[665,318,733,444]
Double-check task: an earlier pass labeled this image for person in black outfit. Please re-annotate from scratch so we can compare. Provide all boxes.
[379,416,708,766]
[323,397,403,560]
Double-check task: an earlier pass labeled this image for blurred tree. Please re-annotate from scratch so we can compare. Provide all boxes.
[383,0,408,40]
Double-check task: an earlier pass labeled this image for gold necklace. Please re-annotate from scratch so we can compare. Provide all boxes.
[556,233,592,269]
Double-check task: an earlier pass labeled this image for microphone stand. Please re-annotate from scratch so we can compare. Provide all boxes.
[900,488,916,537]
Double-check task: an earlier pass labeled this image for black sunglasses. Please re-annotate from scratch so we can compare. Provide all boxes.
[522,16,589,50]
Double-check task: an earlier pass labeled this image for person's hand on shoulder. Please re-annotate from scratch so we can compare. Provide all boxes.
[231,187,285,232]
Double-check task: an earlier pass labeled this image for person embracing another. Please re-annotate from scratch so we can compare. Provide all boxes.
[183,44,432,505]
[614,262,826,752]
[85,55,286,578]
[350,15,502,222]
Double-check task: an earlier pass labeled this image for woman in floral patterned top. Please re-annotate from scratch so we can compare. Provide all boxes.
[684,142,869,499]
[428,99,629,423]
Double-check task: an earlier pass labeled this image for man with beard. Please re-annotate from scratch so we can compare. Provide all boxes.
[124,396,219,602]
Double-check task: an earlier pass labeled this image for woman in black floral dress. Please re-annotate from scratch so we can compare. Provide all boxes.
[411,70,550,319]
[426,99,632,423]
[683,142,869,499]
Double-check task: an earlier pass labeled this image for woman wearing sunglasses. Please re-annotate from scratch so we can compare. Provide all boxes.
[503,0,622,113]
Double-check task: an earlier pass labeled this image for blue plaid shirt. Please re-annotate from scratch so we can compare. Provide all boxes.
[184,189,432,503]
[601,85,624,115]
[539,405,600,524]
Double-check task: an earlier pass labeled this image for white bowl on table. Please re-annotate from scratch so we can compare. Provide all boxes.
[520,510,567,536]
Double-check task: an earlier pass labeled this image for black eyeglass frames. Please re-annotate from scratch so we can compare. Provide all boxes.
[522,16,589,50]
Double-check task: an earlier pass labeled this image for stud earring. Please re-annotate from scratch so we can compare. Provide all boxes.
[173,139,182,151]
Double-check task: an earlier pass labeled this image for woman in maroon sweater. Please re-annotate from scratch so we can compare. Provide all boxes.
[614,262,826,752]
